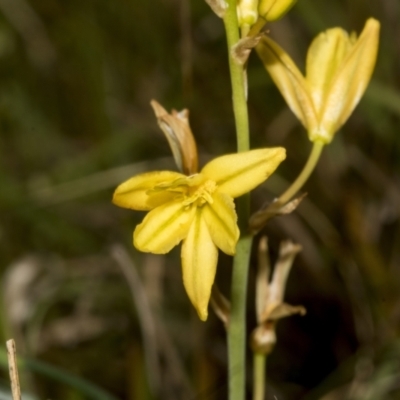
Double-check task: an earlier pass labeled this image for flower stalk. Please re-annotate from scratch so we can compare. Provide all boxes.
[223,1,252,399]
[253,352,266,400]
[278,140,324,205]
[223,3,250,152]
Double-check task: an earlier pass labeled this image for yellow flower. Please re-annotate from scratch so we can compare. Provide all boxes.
[258,0,297,21]
[256,18,380,143]
[113,148,286,320]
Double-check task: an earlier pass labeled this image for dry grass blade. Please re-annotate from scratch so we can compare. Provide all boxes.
[6,339,21,400]
[110,245,160,398]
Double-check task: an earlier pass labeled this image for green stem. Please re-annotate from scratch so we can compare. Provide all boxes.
[223,2,250,153]
[223,3,252,400]
[278,140,324,205]
[228,235,252,400]
[253,352,266,400]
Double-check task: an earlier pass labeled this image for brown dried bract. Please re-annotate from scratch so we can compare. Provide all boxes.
[204,0,227,18]
[210,284,231,328]
[151,100,198,175]
[251,237,305,354]
[232,34,262,65]
[249,192,307,234]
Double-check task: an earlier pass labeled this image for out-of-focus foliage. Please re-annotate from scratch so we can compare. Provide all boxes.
[0,0,399,399]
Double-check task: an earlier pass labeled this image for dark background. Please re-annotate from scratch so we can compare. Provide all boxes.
[0,0,399,399]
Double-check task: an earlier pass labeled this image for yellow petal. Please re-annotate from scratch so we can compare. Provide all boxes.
[201,148,286,198]
[181,209,218,321]
[259,0,297,21]
[316,18,380,143]
[306,28,352,113]
[256,36,318,132]
[112,171,185,211]
[134,200,196,253]
[202,193,239,255]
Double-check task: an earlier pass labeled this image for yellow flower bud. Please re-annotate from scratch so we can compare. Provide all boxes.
[259,0,296,21]
[237,0,258,27]
[256,18,380,143]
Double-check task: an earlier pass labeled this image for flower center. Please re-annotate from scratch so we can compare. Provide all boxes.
[153,174,217,208]
[182,178,217,207]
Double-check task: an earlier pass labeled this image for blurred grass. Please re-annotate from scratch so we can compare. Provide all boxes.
[0,0,399,399]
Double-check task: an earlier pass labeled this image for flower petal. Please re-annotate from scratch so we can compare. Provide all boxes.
[202,193,239,255]
[306,28,352,113]
[256,35,318,132]
[134,200,196,253]
[318,18,380,142]
[201,148,286,198]
[181,209,218,321]
[113,171,185,211]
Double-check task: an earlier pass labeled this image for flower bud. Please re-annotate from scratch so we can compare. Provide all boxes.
[237,0,258,27]
[256,18,380,143]
[259,0,296,21]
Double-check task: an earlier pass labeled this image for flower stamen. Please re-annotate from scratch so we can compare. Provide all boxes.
[182,179,217,207]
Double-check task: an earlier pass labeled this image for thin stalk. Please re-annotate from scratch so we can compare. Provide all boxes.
[223,2,252,400]
[228,234,252,400]
[278,140,324,205]
[248,17,266,37]
[223,1,249,153]
[241,25,250,38]
[253,352,266,400]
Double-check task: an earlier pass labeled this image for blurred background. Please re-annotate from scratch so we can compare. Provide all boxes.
[0,0,399,399]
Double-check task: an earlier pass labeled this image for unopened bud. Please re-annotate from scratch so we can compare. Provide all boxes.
[237,0,258,27]
[259,0,296,21]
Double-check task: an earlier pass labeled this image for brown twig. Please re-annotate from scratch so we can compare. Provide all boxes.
[6,339,21,400]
